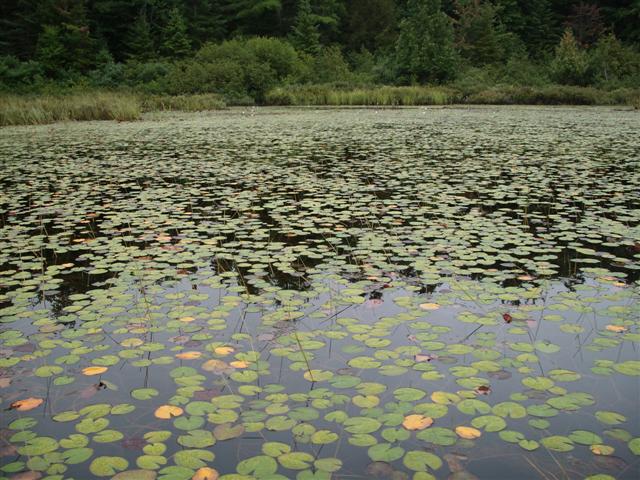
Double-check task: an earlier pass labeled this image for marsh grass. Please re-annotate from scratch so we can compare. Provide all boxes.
[3,86,637,126]
[0,92,141,126]
[141,93,226,112]
[0,92,228,126]
[267,84,640,107]
[266,85,461,106]
[466,85,639,105]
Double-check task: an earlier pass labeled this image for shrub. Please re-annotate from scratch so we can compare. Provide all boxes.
[166,60,246,97]
[244,37,304,80]
[590,34,640,88]
[312,46,353,83]
[0,56,44,91]
[187,37,306,102]
[122,61,172,93]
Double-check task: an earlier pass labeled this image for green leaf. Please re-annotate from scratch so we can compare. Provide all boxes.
[368,443,404,462]
[492,402,527,419]
[314,457,342,473]
[541,436,574,452]
[93,429,124,443]
[457,399,491,415]
[174,449,214,469]
[237,455,277,476]
[344,417,382,434]
[34,365,63,377]
[569,430,602,445]
[403,451,442,472]
[278,452,314,470]
[262,442,291,457]
[177,430,215,448]
[519,439,540,451]
[416,427,457,446]
[311,430,338,444]
[131,388,159,400]
[394,388,426,402]
[471,415,506,432]
[499,430,524,443]
[89,456,129,476]
[613,360,640,376]
[628,438,640,455]
[61,447,93,465]
[595,411,626,425]
[17,437,58,456]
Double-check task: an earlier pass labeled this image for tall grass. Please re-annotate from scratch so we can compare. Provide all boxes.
[141,93,226,112]
[0,92,141,126]
[466,85,638,105]
[266,84,640,107]
[266,85,460,106]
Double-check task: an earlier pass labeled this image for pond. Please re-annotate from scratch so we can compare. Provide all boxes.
[0,106,638,480]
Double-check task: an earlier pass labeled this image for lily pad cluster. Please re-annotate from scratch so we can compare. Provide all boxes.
[0,108,639,479]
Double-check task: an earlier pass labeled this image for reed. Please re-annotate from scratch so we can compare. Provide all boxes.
[266,85,461,106]
[141,93,226,112]
[0,92,141,126]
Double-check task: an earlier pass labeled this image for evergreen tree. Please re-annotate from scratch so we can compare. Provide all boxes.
[34,0,98,75]
[346,0,397,52]
[519,0,559,56]
[0,0,42,59]
[35,25,66,75]
[549,28,591,85]
[225,0,283,36]
[289,0,321,54]
[161,7,191,58]
[395,0,459,83]
[455,0,507,65]
[184,0,226,47]
[126,11,155,61]
[565,2,605,46]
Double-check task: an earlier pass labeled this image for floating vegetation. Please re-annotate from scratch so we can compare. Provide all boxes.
[0,107,639,479]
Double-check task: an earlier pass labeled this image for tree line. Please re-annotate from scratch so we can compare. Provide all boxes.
[1,0,638,101]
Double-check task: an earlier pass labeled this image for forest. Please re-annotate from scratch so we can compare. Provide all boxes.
[1,0,639,108]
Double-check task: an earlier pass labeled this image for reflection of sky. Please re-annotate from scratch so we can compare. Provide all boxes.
[5,276,639,479]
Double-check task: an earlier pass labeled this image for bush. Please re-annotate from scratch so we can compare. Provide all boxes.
[244,37,304,80]
[590,34,640,89]
[0,56,44,92]
[312,46,353,83]
[166,60,246,98]
[183,37,306,102]
[122,61,172,93]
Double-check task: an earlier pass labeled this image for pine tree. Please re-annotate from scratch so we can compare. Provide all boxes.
[34,0,98,75]
[346,0,397,52]
[395,0,459,83]
[226,0,283,36]
[126,11,155,61]
[35,25,66,75]
[549,28,591,85]
[289,0,321,54]
[455,0,506,65]
[161,7,191,58]
[184,0,226,47]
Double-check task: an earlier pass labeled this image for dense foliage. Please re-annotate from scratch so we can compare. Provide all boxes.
[1,0,639,102]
